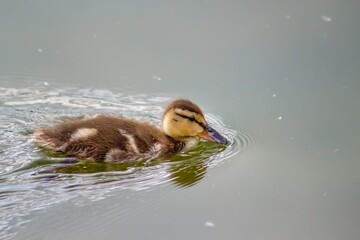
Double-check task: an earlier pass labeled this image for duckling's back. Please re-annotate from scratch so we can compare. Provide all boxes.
[34,115,184,162]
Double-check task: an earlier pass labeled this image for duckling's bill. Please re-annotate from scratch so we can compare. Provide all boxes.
[197,124,228,145]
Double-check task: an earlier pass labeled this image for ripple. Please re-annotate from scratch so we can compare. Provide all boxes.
[0,84,249,239]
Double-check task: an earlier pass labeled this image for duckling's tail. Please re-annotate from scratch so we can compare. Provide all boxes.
[33,127,66,151]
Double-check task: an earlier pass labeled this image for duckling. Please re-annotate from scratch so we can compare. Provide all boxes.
[33,99,228,162]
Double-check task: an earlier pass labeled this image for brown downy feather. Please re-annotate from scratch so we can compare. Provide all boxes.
[34,115,184,162]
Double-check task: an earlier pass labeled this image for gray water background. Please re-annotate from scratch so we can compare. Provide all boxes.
[1,1,360,239]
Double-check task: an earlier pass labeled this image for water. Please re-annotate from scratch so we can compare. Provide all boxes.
[0,85,245,238]
[1,1,360,239]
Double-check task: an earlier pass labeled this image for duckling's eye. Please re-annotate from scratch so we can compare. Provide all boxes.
[188,116,195,122]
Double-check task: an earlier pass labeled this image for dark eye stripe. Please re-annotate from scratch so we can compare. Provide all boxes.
[175,113,205,128]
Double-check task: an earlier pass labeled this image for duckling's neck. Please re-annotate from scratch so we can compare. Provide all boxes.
[166,135,198,152]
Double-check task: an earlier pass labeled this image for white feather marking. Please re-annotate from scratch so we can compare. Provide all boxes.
[105,148,124,162]
[150,142,162,152]
[70,128,98,142]
[119,129,140,154]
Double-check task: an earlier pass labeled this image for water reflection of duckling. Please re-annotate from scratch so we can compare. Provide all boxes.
[34,99,228,162]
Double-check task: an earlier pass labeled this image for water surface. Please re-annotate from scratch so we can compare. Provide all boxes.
[1,1,360,240]
[0,84,245,239]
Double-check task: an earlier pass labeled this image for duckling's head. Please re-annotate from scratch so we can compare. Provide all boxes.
[162,99,228,144]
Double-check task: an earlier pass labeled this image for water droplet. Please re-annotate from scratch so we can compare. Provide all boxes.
[37,48,43,53]
[277,116,282,120]
[321,16,332,22]
[152,76,162,81]
[204,221,215,227]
